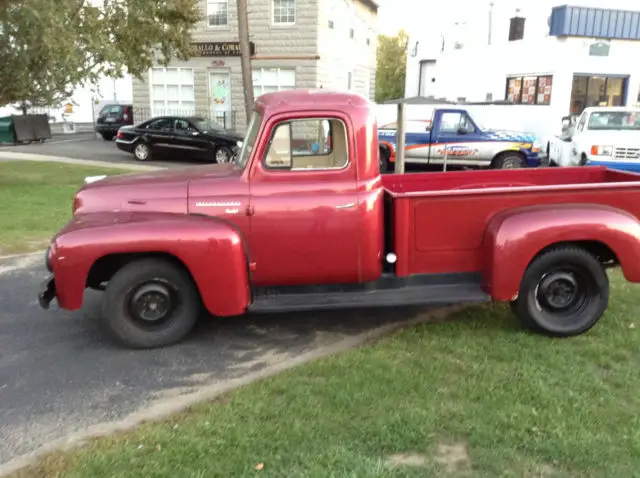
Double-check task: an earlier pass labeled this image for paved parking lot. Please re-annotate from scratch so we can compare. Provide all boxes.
[0,133,206,169]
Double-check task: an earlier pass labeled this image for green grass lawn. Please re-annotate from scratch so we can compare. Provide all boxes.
[0,161,130,254]
[18,271,640,478]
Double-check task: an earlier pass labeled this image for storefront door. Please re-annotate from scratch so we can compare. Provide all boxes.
[569,75,628,115]
[209,70,232,129]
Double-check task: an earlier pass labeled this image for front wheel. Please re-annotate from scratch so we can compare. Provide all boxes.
[101,258,201,349]
[492,153,526,169]
[513,246,609,337]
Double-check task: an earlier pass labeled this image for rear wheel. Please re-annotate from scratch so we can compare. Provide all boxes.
[512,246,609,337]
[492,153,526,169]
[101,258,201,349]
[214,146,234,164]
[133,140,151,161]
[379,146,391,173]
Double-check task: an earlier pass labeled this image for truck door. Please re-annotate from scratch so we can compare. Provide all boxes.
[248,115,361,286]
[429,110,482,167]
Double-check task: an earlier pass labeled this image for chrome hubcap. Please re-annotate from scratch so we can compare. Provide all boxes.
[135,144,148,160]
[216,149,231,163]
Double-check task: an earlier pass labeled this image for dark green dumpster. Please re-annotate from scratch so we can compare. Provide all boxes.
[0,116,15,144]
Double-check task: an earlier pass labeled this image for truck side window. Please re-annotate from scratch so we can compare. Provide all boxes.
[439,112,473,134]
[263,118,348,171]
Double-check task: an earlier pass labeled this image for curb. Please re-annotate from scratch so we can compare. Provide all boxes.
[0,303,472,477]
[0,152,165,171]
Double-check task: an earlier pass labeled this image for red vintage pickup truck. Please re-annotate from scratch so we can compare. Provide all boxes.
[39,90,640,349]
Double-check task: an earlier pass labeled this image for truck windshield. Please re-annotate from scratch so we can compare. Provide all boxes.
[588,111,640,131]
[235,112,262,169]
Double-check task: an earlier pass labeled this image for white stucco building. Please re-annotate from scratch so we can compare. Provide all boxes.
[405,0,640,132]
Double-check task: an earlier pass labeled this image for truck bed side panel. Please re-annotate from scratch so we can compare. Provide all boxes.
[397,188,640,274]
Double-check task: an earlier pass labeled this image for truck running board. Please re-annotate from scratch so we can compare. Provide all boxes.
[248,282,491,314]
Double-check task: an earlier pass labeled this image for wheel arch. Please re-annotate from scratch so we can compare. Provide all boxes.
[482,204,640,301]
[490,149,526,168]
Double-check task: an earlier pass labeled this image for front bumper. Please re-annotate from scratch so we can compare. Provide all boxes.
[587,160,640,173]
[38,274,56,309]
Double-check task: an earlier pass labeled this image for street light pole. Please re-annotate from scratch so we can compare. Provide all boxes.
[237,0,255,124]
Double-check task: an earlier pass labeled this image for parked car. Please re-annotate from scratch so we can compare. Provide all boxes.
[548,106,640,171]
[378,107,544,172]
[95,104,134,141]
[115,116,243,163]
[39,89,640,349]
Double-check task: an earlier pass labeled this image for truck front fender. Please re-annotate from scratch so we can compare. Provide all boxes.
[482,204,640,301]
[50,212,250,316]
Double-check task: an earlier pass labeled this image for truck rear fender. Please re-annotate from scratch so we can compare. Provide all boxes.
[51,213,250,316]
[482,204,640,301]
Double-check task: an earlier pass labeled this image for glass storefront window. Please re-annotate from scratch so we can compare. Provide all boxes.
[505,75,552,105]
[570,75,627,115]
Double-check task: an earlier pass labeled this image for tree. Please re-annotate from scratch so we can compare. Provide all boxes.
[0,0,202,108]
[375,29,408,103]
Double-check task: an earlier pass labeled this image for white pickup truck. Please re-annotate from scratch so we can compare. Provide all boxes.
[548,106,640,172]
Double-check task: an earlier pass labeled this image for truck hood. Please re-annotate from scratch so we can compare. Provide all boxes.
[582,130,640,147]
[484,129,537,142]
[74,164,239,215]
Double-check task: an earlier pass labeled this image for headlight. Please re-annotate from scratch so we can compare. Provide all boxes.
[532,140,543,153]
[590,145,613,156]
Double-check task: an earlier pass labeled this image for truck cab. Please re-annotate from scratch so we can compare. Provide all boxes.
[39,90,640,349]
[549,106,640,170]
[378,107,544,172]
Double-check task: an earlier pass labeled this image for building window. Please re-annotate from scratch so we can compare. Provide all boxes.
[505,75,553,105]
[328,19,334,29]
[273,0,295,24]
[366,38,370,46]
[569,75,626,115]
[207,0,228,26]
[150,68,195,116]
[253,68,296,99]
[347,72,352,90]
[349,28,354,39]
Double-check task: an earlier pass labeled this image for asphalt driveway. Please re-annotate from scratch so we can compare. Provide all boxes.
[0,254,433,471]
[0,134,204,169]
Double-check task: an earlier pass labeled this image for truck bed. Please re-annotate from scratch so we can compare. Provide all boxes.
[382,166,640,277]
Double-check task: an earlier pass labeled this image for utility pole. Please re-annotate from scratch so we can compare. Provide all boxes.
[237,0,254,123]
[488,1,494,45]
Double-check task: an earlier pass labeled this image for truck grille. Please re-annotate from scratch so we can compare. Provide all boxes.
[614,147,640,161]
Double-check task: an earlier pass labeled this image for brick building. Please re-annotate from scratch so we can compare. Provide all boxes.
[132,0,378,131]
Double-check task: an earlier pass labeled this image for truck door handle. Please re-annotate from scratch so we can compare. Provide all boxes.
[335,202,355,209]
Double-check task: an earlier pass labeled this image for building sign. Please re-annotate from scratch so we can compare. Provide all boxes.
[192,42,256,57]
[589,42,610,57]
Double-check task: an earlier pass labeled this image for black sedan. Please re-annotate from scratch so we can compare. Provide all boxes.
[115,116,243,163]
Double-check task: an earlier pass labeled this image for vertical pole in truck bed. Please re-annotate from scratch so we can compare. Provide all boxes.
[394,102,406,174]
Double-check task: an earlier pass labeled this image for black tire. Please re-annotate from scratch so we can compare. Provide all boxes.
[133,140,152,161]
[513,246,609,337]
[214,145,234,164]
[492,153,526,169]
[379,146,391,173]
[101,132,115,141]
[101,258,201,349]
